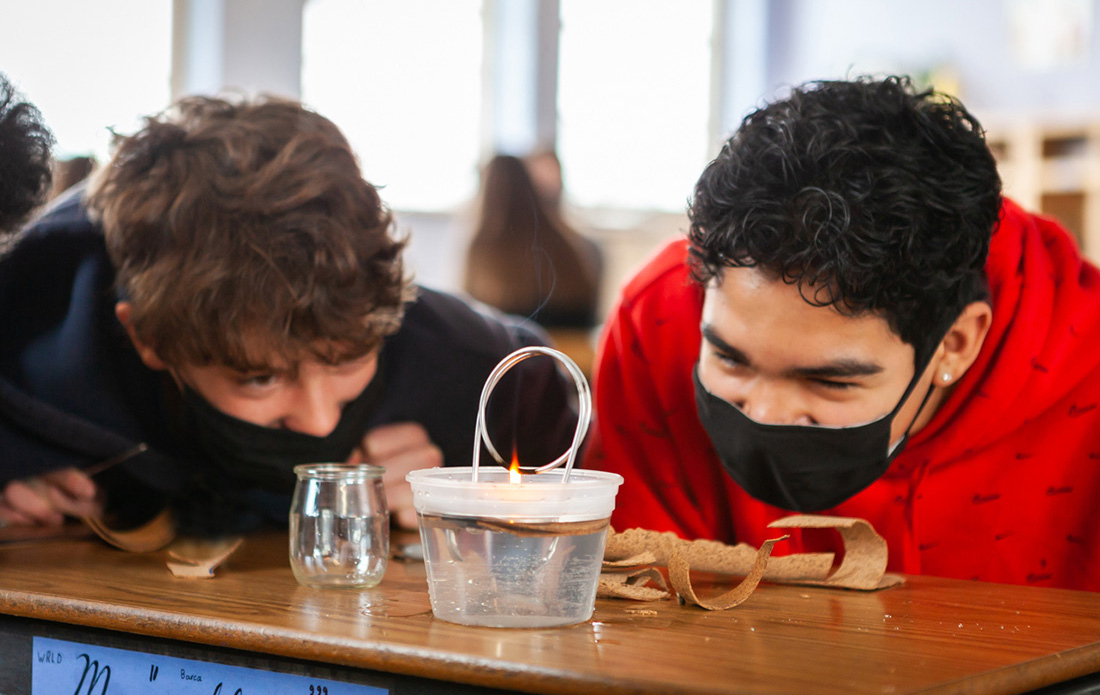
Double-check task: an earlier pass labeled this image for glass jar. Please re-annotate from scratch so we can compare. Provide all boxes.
[289,463,389,588]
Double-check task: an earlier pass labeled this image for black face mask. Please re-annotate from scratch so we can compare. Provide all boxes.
[693,361,934,512]
[176,368,385,493]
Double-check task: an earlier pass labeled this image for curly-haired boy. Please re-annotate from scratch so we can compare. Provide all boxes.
[586,76,1100,591]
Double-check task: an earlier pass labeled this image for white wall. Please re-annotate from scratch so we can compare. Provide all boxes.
[173,0,305,100]
[763,0,1100,122]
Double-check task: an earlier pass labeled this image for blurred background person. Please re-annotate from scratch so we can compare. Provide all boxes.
[0,72,53,237]
[47,155,95,202]
[463,154,603,371]
[523,148,565,211]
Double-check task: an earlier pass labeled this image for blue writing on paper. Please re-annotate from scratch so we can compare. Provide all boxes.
[32,637,389,694]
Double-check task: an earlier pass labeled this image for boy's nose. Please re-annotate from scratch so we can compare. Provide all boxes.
[281,386,342,437]
[736,380,811,426]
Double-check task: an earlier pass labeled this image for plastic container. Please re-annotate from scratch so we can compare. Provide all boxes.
[407,466,623,627]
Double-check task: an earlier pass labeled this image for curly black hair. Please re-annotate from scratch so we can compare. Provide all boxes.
[688,76,1002,366]
[0,73,53,234]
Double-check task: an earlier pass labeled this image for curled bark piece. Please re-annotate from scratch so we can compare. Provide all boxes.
[598,567,671,601]
[419,513,608,538]
[165,537,244,579]
[83,508,177,553]
[670,536,788,610]
[602,515,901,597]
[602,551,658,569]
[767,515,894,590]
[606,527,832,582]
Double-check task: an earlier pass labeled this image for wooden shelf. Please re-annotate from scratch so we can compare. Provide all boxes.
[985,120,1100,266]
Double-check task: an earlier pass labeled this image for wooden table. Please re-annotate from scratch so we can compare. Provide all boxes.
[1,529,1099,694]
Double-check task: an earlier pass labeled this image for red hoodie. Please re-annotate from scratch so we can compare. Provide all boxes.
[585,199,1100,591]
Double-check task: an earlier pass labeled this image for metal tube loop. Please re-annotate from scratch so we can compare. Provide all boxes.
[471,346,592,483]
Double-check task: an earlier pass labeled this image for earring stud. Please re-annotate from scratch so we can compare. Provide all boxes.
[940,373,953,383]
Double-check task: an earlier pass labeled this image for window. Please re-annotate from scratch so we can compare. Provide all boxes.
[0,1,172,162]
[557,1,714,211]
[302,0,484,212]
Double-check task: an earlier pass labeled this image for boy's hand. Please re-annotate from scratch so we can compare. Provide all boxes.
[348,422,443,530]
[0,468,103,526]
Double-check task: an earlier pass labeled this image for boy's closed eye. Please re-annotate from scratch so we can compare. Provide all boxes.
[235,373,282,389]
[714,349,748,368]
[808,377,858,391]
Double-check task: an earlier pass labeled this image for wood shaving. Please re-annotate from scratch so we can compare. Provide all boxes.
[606,527,832,582]
[602,551,658,569]
[767,515,897,590]
[598,567,671,601]
[82,508,177,553]
[669,536,786,611]
[165,537,244,579]
[600,514,904,610]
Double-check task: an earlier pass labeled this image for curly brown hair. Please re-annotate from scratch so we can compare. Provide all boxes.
[87,95,410,371]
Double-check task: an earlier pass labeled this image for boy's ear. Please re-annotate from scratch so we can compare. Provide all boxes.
[933,301,992,384]
[115,301,168,372]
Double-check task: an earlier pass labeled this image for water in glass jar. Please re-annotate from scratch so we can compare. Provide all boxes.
[418,514,610,627]
[290,509,388,588]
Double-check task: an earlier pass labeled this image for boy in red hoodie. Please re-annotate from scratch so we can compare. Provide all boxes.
[586,76,1100,591]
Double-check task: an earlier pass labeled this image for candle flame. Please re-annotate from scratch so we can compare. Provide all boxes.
[509,449,522,484]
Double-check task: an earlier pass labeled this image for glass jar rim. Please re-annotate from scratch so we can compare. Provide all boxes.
[292,462,384,480]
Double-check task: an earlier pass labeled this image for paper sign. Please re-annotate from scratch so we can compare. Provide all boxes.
[32,637,388,694]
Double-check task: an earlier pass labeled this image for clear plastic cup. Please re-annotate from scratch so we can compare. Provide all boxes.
[407,466,623,627]
[289,463,389,588]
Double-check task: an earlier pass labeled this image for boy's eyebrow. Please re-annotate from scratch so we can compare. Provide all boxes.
[790,360,884,379]
[701,323,884,379]
[701,324,752,365]
[229,362,297,378]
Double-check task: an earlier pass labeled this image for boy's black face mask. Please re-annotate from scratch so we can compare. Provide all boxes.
[692,359,934,513]
[177,370,385,493]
